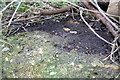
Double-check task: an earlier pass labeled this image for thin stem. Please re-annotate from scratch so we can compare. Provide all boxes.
[80,9,113,45]
[93,0,119,30]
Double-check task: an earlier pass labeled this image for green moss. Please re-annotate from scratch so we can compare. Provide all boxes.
[2,31,119,78]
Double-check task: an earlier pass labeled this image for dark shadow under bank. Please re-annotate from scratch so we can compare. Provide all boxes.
[25,16,113,55]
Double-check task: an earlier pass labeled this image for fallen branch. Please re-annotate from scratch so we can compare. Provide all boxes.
[66,1,120,18]
[41,6,72,15]
[93,0,119,30]
[2,6,72,25]
[82,1,117,37]
[103,34,120,65]
[3,16,40,25]
[66,0,119,64]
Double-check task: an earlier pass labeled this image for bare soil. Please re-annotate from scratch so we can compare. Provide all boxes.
[27,16,112,54]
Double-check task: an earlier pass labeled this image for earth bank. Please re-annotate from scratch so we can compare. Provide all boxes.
[1,16,120,78]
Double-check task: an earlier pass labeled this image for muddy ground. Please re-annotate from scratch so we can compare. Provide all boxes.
[1,16,120,78]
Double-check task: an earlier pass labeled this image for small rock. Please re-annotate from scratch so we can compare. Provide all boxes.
[91,61,102,67]
[70,31,77,34]
[92,76,96,78]
[5,57,9,61]
[36,35,41,38]
[52,31,55,33]
[10,59,13,63]
[30,60,35,65]
[38,48,43,54]
[70,62,75,66]
[50,72,56,75]
[55,33,58,35]
[55,54,59,58]
[26,52,30,55]
[66,14,69,17]
[1,44,5,48]
[2,47,10,52]
[47,59,51,62]
[78,64,83,69]
[85,30,87,33]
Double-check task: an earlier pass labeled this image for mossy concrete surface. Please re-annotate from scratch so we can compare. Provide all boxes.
[1,31,119,78]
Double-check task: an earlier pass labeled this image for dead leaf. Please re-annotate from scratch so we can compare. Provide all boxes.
[112,66,119,70]
[63,27,70,31]
[104,65,110,68]
[76,46,80,48]
[33,9,40,14]
[104,65,119,70]
[68,20,80,24]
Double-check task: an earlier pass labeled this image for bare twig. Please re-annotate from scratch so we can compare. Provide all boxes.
[109,16,120,25]
[11,27,20,34]
[0,0,16,12]
[27,14,61,24]
[0,39,13,47]
[79,2,120,64]
[103,34,120,65]
[66,1,120,18]
[0,0,17,32]
[16,3,37,19]
[93,0,119,30]
[6,0,22,28]
[80,9,113,45]
[3,16,40,25]
[2,6,72,25]
[82,1,117,36]
[71,7,76,20]
[114,72,120,80]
